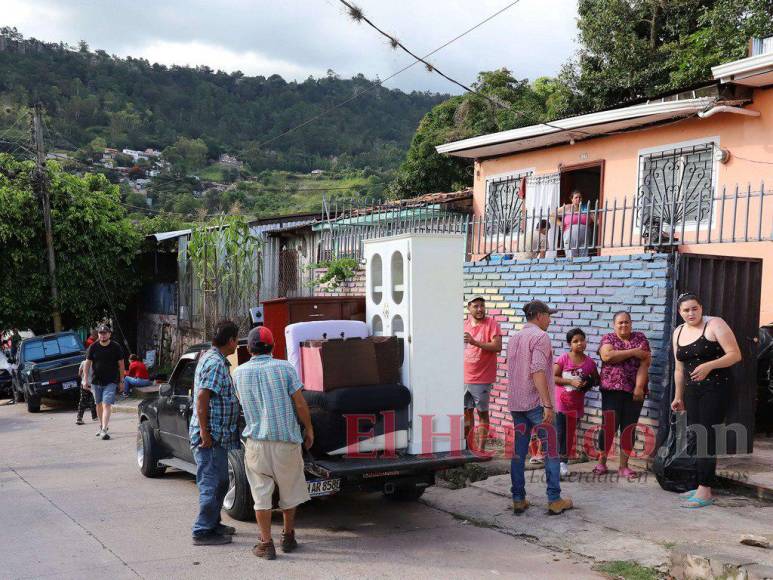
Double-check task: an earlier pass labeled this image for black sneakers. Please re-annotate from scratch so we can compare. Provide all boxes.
[216,523,236,535]
[193,532,233,546]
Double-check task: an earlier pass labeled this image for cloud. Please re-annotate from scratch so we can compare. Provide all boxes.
[130,40,321,78]
[1,0,579,93]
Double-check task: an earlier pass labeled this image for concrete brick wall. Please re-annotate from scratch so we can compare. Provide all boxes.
[309,254,675,457]
[465,253,674,456]
[312,267,366,297]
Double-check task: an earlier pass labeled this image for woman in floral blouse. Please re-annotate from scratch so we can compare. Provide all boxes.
[594,311,651,478]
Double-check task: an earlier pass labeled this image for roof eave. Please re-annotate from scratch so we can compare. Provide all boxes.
[712,52,773,84]
[436,98,717,159]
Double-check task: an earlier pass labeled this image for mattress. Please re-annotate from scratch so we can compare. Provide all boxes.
[285,320,369,380]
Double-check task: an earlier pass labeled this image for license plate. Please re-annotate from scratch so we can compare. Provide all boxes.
[63,381,78,390]
[307,478,341,497]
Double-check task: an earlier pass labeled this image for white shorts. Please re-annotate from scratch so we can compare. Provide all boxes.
[244,439,310,511]
[464,383,491,412]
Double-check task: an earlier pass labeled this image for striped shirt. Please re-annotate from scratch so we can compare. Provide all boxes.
[234,354,303,444]
[506,322,556,412]
[189,347,241,450]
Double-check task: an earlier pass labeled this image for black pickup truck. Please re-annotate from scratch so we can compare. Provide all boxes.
[12,332,85,412]
[137,343,485,521]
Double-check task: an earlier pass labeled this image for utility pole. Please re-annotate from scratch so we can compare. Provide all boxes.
[31,103,63,332]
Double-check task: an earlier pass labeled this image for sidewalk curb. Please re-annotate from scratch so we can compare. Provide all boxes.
[112,401,142,414]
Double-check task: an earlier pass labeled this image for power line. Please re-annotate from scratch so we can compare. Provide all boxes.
[336,0,589,137]
[339,0,480,95]
[256,0,525,149]
[731,154,773,166]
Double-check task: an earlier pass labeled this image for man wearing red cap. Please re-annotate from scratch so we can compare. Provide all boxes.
[233,325,314,560]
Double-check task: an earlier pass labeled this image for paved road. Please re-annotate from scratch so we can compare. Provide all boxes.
[0,400,600,579]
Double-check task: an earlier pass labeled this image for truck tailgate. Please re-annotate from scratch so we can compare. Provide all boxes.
[33,354,84,383]
[310,450,488,478]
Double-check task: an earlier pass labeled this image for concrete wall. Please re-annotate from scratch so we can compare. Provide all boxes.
[136,312,204,373]
[312,267,366,297]
[465,253,675,455]
[312,256,674,456]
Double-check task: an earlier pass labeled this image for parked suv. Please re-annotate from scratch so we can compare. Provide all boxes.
[0,350,13,399]
[12,332,85,412]
[137,343,485,521]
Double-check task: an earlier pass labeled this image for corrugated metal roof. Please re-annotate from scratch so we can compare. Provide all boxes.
[436,98,719,159]
[150,229,191,242]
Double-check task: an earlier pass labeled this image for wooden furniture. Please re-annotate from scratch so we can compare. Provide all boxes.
[261,296,366,359]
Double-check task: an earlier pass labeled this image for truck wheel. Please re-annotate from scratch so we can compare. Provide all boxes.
[384,484,426,502]
[223,448,254,522]
[137,421,166,478]
[26,393,41,413]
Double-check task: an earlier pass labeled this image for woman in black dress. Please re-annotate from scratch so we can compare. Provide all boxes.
[671,293,742,508]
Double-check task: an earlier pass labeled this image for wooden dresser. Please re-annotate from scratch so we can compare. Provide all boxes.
[262,296,366,359]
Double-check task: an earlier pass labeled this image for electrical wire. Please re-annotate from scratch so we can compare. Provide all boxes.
[256,0,528,149]
[730,154,773,166]
[336,0,590,137]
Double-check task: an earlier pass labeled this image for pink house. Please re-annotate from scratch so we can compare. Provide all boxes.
[438,44,773,325]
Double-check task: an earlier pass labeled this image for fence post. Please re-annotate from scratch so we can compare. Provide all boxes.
[758,181,765,242]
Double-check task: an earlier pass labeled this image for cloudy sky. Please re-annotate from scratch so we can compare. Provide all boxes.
[4,0,579,94]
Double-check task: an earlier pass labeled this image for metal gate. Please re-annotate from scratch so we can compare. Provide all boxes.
[675,253,762,453]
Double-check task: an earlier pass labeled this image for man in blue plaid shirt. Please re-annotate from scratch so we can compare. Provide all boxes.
[189,320,241,546]
[234,326,314,560]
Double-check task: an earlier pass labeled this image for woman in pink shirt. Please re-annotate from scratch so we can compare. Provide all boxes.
[557,190,593,258]
[554,328,598,479]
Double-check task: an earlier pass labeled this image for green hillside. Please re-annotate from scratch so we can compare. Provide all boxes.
[0,27,445,175]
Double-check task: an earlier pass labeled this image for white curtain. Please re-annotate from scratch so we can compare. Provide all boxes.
[525,173,561,252]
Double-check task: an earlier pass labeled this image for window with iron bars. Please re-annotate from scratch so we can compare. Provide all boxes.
[485,174,528,236]
[637,143,715,231]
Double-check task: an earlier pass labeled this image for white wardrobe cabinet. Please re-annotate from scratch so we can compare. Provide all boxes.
[364,234,466,454]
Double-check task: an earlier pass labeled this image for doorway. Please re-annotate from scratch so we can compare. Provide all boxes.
[675,253,763,454]
[560,161,603,207]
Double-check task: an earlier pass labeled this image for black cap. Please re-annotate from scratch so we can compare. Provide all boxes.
[97,324,112,333]
[522,300,558,317]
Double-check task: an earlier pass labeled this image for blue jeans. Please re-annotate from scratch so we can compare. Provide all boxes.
[192,445,229,537]
[511,407,561,502]
[123,376,151,395]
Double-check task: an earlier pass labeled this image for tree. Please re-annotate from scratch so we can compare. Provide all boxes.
[562,0,773,111]
[389,69,560,198]
[163,137,208,175]
[0,154,142,333]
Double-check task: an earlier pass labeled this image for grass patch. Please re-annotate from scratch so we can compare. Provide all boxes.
[593,560,661,580]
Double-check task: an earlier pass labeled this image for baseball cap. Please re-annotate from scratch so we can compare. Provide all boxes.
[247,326,274,351]
[467,294,487,305]
[522,300,558,317]
[97,324,112,333]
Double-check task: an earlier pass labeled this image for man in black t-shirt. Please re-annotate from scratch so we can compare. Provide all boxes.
[83,325,125,440]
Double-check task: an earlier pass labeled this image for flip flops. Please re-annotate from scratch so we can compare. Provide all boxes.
[681,497,714,509]
[592,463,608,475]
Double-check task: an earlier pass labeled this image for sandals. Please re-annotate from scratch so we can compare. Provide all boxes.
[618,467,639,479]
[681,497,714,509]
[679,489,697,499]
[592,463,608,475]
